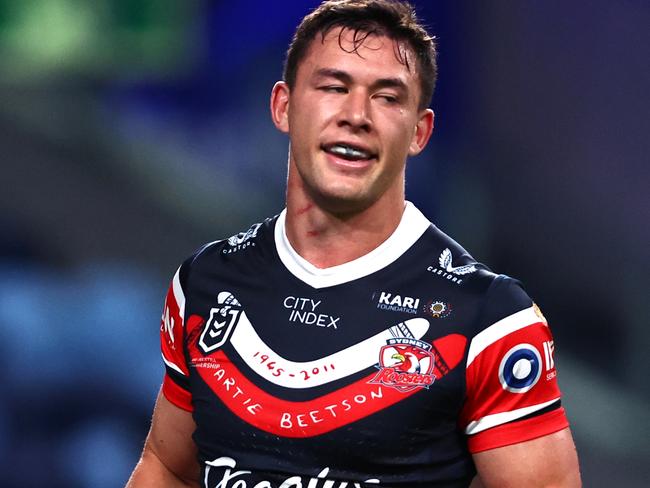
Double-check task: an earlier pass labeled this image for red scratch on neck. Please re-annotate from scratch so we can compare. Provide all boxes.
[306,230,320,237]
[297,203,313,215]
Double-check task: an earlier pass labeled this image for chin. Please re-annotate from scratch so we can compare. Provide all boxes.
[311,187,377,215]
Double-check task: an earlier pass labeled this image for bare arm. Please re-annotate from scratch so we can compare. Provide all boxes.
[126,390,200,488]
[472,427,581,488]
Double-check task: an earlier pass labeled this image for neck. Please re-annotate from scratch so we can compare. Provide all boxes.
[284,167,406,269]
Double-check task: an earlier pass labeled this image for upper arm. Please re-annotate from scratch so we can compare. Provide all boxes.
[473,427,581,487]
[146,390,200,482]
[127,263,199,487]
[126,390,200,487]
[460,279,569,452]
[459,278,580,485]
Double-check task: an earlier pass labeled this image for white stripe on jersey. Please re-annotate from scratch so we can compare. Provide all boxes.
[230,312,430,389]
[464,397,560,435]
[172,266,186,327]
[466,306,544,367]
[162,352,187,377]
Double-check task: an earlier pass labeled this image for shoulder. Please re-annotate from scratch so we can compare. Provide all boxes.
[416,221,537,332]
[477,275,535,327]
[176,213,280,289]
[418,222,499,294]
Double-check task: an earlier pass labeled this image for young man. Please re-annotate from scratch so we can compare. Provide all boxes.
[127,1,581,487]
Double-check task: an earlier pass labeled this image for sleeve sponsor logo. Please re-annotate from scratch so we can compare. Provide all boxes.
[543,340,556,380]
[161,305,176,347]
[498,344,543,393]
[161,277,184,352]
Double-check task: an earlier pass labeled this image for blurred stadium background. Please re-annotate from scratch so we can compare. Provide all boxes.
[0,1,648,486]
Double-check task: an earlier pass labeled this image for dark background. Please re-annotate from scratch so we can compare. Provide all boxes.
[0,1,648,486]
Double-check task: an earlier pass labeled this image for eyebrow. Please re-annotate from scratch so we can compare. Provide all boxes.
[313,68,409,93]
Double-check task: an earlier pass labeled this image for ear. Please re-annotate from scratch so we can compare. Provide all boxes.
[270,81,290,133]
[408,108,434,156]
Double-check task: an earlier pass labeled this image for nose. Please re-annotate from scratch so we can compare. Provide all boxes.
[338,90,372,132]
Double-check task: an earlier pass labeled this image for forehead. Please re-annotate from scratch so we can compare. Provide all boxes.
[297,26,419,87]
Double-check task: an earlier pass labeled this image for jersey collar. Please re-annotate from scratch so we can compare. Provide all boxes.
[274,201,431,289]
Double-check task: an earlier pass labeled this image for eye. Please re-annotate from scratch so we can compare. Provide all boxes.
[319,85,347,94]
[377,94,399,104]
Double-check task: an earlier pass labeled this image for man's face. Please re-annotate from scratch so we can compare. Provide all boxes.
[272,27,433,213]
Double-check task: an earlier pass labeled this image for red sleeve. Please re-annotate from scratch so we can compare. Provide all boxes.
[460,303,568,453]
[160,266,193,412]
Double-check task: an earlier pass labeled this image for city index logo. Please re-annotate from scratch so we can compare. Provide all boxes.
[374,291,420,314]
[283,296,341,329]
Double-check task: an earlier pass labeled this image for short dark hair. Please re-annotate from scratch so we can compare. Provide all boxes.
[283,0,437,110]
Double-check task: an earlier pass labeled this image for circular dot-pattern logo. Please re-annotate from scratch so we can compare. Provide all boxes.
[423,300,452,318]
[498,344,542,393]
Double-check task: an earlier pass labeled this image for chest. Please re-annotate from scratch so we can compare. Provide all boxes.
[183,264,478,448]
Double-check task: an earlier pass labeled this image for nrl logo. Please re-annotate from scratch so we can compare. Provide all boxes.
[199,292,242,354]
[369,338,436,393]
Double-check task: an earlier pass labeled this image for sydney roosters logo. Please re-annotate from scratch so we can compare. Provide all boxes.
[369,338,436,393]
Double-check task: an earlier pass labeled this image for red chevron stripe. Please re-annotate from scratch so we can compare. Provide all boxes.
[187,313,466,438]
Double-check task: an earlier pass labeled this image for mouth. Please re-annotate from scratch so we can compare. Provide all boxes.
[321,142,378,162]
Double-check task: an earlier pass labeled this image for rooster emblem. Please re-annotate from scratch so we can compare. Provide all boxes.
[371,340,436,392]
[391,347,424,373]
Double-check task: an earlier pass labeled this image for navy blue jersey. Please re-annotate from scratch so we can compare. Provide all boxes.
[160,202,568,487]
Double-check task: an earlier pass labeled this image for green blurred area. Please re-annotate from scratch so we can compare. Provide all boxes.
[0,0,196,81]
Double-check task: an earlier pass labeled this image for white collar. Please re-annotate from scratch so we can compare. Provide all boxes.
[274,201,431,289]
